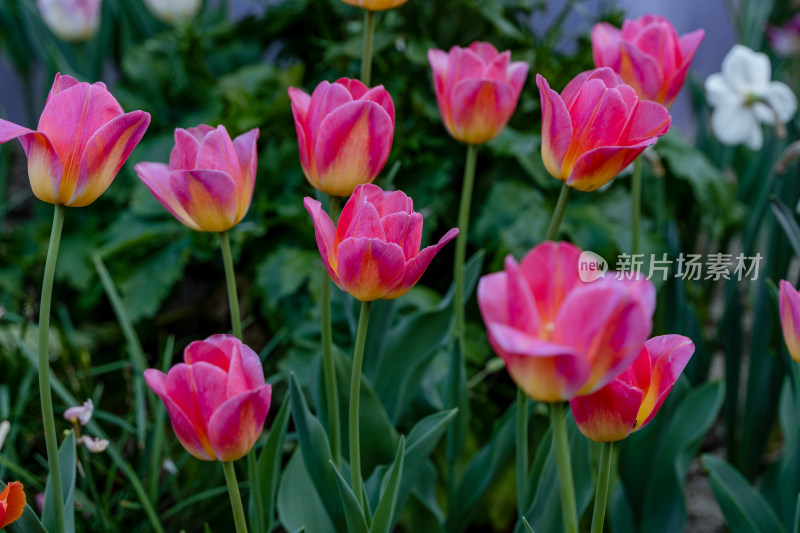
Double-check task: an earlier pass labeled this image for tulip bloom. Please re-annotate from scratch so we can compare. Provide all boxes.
[144,335,272,462]
[37,0,101,42]
[0,74,150,207]
[0,481,25,528]
[135,125,259,232]
[779,280,800,363]
[143,0,201,23]
[477,241,654,402]
[570,335,694,442]
[592,15,704,108]
[428,42,528,145]
[289,78,394,197]
[339,0,408,10]
[537,68,671,192]
[305,183,458,301]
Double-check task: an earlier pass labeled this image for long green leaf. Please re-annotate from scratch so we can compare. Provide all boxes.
[42,431,76,533]
[256,398,291,533]
[770,196,800,261]
[330,461,368,533]
[370,437,405,533]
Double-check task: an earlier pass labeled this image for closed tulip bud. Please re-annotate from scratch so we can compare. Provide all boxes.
[0,73,150,207]
[143,0,201,24]
[779,280,800,363]
[0,481,25,529]
[37,0,101,43]
[305,184,458,301]
[289,78,395,197]
[537,68,671,192]
[477,242,655,402]
[144,335,272,462]
[135,125,259,232]
[592,15,704,107]
[570,335,694,442]
[339,0,408,10]
[428,42,528,144]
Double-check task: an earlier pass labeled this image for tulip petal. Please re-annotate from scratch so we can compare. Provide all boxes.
[561,68,622,105]
[289,88,313,184]
[450,78,516,144]
[635,334,694,430]
[304,197,339,284]
[335,237,405,301]
[536,75,573,179]
[468,41,500,62]
[486,322,590,402]
[0,481,26,528]
[169,128,203,170]
[305,82,353,161]
[222,337,266,396]
[628,100,672,141]
[504,255,541,334]
[507,61,530,95]
[337,183,385,240]
[385,227,459,299]
[519,241,582,324]
[570,380,643,442]
[362,86,396,123]
[208,385,272,462]
[232,128,259,221]
[564,80,630,163]
[478,271,509,327]
[336,77,369,100]
[71,110,151,206]
[618,41,664,102]
[136,162,200,230]
[169,169,238,232]
[46,73,81,104]
[339,198,386,242]
[381,211,423,259]
[568,142,654,191]
[0,121,64,204]
[313,101,394,196]
[184,338,231,370]
[592,23,623,70]
[196,126,243,187]
[167,362,228,427]
[780,280,800,363]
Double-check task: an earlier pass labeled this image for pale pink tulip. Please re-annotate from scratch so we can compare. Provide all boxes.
[38,0,101,42]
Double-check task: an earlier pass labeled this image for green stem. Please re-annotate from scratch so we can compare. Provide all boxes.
[322,196,341,467]
[551,402,578,533]
[220,231,242,339]
[546,183,572,241]
[447,143,478,505]
[361,9,376,86]
[39,204,66,533]
[516,388,529,519]
[632,158,642,255]
[222,461,249,533]
[590,441,613,533]
[349,300,372,511]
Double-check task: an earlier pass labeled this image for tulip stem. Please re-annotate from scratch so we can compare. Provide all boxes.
[220,231,243,340]
[590,441,613,533]
[546,183,571,241]
[39,204,66,533]
[322,196,341,467]
[516,387,529,520]
[551,402,578,533]
[222,461,249,533]
[361,10,376,86]
[447,142,478,506]
[350,300,372,512]
[632,158,642,254]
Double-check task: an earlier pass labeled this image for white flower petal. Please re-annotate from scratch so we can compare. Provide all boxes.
[711,105,761,147]
[705,73,742,108]
[744,123,764,150]
[721,45,771,93]
[764,81,798,123]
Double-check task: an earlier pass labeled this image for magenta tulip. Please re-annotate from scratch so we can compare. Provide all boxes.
[144,335,272,462]
[135,124,259,232]
[592,15,704,108]
[0,73,150,207]
[289,78,395,197]
[304,183,458,301]
[570,335,694,442]
[537,68,671,192]
[779,280,800,363]
[428,42,528,144]
[477,241,655,402]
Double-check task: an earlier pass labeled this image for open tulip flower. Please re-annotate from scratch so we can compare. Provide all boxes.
[0,73,150,207]
[144,335,272,462]
[537,68,671,192]
[0,481,25,529]
[339,0,408,10]
[304,183,459,301]
[135,125,259,232]
[779,280,800,363]
[37,0,101,43]
[428,42,528,144]
[592,15,704,107]
[570,335,695,442]
[477,241,655,402]
[289,78,395,197]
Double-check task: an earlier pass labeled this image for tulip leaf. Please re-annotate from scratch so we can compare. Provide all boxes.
[287,374,344,530]
[769,197,800,261]
[1,480,47,533]
[521,517,535,533]
[704,454,787,533]
[42,430,76,533]
[252,398,291,533]
[330,461,368,533]
[370,437,405,533]
[277,451,336,533]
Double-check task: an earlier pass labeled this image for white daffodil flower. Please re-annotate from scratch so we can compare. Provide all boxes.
[705,44,797,150]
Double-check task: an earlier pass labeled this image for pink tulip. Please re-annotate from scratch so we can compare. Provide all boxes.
[477,241,655,402]
[537,68,671,192]
[135,124,259,232]
[592,15,704,107]
[428,42,528,144]
[38,0,101,43]
[0,73,150,207]
[570,335,694,442]
[144,335,272,462]
[779,280,800,363]
[289,78,394,197]
[304,183,458,301]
